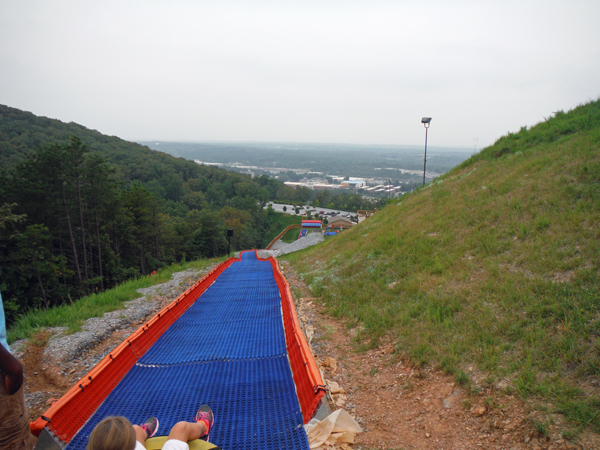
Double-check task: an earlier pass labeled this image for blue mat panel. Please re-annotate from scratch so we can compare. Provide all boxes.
[140,316,286,363]
[68,356,308,450]
[66,252,309,450]
[140,259,285,365]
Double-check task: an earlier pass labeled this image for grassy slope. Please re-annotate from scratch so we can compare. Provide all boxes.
[7,257,223,344]
[282,227,302,243]
[265,213,302,244]
[284,100,600,432]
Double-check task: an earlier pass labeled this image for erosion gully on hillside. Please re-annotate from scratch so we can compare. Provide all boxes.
[17,262,598,450]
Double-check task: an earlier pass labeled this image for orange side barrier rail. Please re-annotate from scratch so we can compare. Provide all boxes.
[265,224,301,250]
[30,257,237,443]
[261,253,326,422]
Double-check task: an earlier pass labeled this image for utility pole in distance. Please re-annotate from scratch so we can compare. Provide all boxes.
[421,117,432,186]
[227,229,233,256]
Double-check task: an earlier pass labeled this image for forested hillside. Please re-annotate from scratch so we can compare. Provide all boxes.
[0,105,381,325]
[0,106,291,324]
[0,105,380,212]
[0,104,288,203]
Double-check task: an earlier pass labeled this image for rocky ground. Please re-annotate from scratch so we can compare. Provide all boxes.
[12,260,599,450]
[261,231,325,257]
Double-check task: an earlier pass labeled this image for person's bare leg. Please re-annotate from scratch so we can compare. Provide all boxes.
[167,421,207,442]
[133,416,159,447]
[133,425,148,446]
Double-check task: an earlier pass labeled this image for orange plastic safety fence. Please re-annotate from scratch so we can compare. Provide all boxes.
[30,258,236,443]
[265,256,326,423]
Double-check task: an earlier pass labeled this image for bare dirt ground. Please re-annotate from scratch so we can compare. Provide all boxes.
[22,324,150,422]
[18,262,598,450]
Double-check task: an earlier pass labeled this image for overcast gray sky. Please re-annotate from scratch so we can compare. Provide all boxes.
[1,1,599,149]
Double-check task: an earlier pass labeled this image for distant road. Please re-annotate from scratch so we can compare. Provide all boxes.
[266,202,355,217]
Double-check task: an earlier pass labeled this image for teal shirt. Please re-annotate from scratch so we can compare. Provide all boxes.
[0,292,9,352]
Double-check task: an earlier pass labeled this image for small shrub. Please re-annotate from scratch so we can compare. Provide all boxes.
[455,370,470,385]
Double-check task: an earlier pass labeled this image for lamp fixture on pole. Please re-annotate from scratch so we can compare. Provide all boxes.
[421,117,432,186]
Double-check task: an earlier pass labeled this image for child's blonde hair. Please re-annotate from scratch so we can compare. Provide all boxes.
[87,416,136,450]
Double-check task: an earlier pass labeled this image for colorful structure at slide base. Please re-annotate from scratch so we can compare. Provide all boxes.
[301,220,322,229]
[31,251,325,450]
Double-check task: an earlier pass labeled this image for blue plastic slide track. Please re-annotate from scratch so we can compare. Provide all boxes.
[66,252,309,450]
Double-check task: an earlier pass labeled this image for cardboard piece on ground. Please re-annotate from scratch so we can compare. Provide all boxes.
[322,357,337,373]
[305,324,315,343]
[333,393,347,408]
[304,409,363,449]
[326,380,346,394]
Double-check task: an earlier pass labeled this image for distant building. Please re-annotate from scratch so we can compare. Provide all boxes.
[285,182,338,190]
[328,215,354,229]
[340,180,366,189]
[312,183,337,190]
[194,160,224,167]
[284,182,306,189]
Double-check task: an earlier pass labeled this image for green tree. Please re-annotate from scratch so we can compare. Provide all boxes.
[122,183,156,275]
[191,210,227,258]
[218,207,253,251]
[14,224,71,310]
[182,191,208,211]
[83,154,120,291]
[0,205,71,323]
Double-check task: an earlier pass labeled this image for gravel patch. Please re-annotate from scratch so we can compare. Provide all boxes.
[255,249,283,258]
[9,338,28,356]
[11,267,214,366]
[277,232,324,255]
[237,233,325,259]
[25,391,55,415]
[244,233,325,258]
[266,239,289,251]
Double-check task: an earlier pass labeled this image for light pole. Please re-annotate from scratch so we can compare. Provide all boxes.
[421,117,432,186]
[227,228,233,256]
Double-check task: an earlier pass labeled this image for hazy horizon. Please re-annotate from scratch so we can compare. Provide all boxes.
[140,139,473,153]
[2,1,599,149]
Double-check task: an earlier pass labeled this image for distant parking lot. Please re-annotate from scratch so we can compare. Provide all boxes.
[266,203,355,218]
